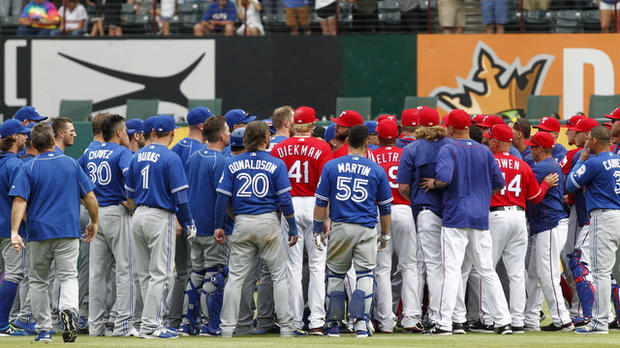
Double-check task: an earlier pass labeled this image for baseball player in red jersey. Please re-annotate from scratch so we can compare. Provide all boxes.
[271,106,333,335]
[481,124,558,332]
[332,111,375,161]
[372,119,423,333]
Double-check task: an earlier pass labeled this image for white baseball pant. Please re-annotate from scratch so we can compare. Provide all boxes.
[416,209,443,326]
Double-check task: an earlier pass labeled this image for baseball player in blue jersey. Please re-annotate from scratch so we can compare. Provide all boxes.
[214,121,298,338]
[267,105,294,151]
[141,115,160,147]
[51,117,77,154]
[421,109,511,335]
[566,126,620,334]
[0,120,30,337]
[10,123,99,343]
[13,107,48,158]
[124,116,196,339]
[397,107,452,332]
[223,109,255,157]
[168,107,212,331]
[179,116,230,336]
[314,125,393,338]
[511,118,535,167]
[533,116,568,164]
[522,131,572,332]
[78,115,137,337]
[126,119,145,153]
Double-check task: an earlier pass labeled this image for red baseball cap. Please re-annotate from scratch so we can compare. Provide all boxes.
[534,116,561,132]
[605,107,620,120]
[571,118,600,133]
[419,107,440,127]
[441,114,450,128]
[604,121,612,129]
[447,109,471,130]
[377,119,398,140]
[563,114,586,128]
[477,115,505,128]
[525,131,554,149]
[294,106,317,124]
[471,114,486,125]
[332,110,364,127]
[401,108,420,127]
[377,114,397,123]
[483,124,513,142]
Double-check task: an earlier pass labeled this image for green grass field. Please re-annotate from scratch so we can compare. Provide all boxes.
[1,331,620,347]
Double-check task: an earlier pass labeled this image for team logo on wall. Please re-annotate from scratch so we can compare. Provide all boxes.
[429,42,553,116]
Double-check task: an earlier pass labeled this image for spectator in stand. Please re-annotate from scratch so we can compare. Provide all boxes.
[50,0,87,36]
[315,0,336,35]
[105,0,123,36]
[87,0,105,36]
[236,0,264,36]
[195,0,237,36]
[0,0,23,17]
[438,0,464,33]
[522,0,550,10]
[399,0,426,32]
[599,0,620,32]
[480,0,506,33]
[351,0,378,32]
[285,0,310,35]
[17,0,60,36]
[158,0,177,36]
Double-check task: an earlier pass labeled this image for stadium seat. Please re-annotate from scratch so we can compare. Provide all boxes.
[525,95,560,119]
[126,99,159,120]
[524,10,553,32]
[582,10,601,32]
[336,97,372,120]
[59,100,93,122]
[0,16,19,35]
[187,99,223,115]
[588,94,620,118]
[553,10,583,33]
[178,2,199,14]
[378,0,401,31]
[338,2,354,32]
[403,96,437,109]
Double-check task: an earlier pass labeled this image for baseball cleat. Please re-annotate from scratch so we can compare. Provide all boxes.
[308,327,325,336]
[60,309,77,343]
[495,324,513,335]
[171,324,190,336]
[575,326,608,334]
[404,322,424,333]
[140,328,179,339]
[469,321,494,334]
[78,315,88,333]
[452,322,466,335]
[609,321,620,330]
[541,322,574,332]
[523,325,541,332]
[355,330,369,338]
[426,325,452,336]
[34,331,53,343]
[0,324,27,336]
[572,317,590,328]
[511,326,524,334]
[326,322,340,337]
[12,319,36,335]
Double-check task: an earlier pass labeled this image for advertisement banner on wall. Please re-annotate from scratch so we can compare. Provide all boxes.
[417,34,620,118]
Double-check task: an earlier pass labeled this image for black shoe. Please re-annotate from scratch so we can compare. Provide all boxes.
[469,320,494,334]
[541,322,575,332]
[609,321,620,330]
[452,322,466,335]
[426,325,452,336]
[539,311,546,323]
[403,322,423,333]
[495,324,513,335]
[60,309,77,343]
[511,326,524,334]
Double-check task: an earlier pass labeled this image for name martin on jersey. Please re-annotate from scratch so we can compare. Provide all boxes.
[337,162,371,176]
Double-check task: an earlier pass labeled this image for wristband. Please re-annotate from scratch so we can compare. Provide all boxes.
[286,216,298,237]
[313,220,324,234]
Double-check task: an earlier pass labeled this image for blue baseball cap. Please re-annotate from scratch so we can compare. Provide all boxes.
[262,118,276,134]
[0,119,31,138]
[364,121,378,135]
[225,109,256,129]
[14,106,48,122]
[153,115,178,132]
[324,123,336,143]
[230,128,246,147]
[143,115,160,134]
[187,107,213,125]
[126,119,144,137]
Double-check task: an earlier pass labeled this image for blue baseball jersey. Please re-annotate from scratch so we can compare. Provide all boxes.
[125,143,189,213]
[553,143,568,164]
[368,144,380,151]
[315,154,393,228]
[9,151,95,241]
[397,137,453,219]
[267,135,288,152]
[527,157,567,234]
[202,1,237,22]
[568,149,589,226]
[396,137,416,148]
[17,155,35,237]
[217,151,291,215]
[78,142,133,207]
[566,151,620,214]
[171,137,203,172]
[222,144,232,158]
[0,152,25,238]
[187,147,227,236]
[435,139,505,230]
[521,146,535,167]
[509,145,523,160]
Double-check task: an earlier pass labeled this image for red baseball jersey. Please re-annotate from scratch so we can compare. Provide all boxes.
[372,146,408,205]
[560,147,582,175]
[333,143,376,162]
[271,136,333,197]
[491,152,547,208]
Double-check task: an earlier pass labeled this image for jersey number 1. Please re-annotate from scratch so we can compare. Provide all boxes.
[141,165,150,190]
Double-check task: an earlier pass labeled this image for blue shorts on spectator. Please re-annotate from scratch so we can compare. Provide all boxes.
[480,0,507,25]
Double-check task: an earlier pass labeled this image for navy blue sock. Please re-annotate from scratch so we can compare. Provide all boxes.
[0,280,18,327]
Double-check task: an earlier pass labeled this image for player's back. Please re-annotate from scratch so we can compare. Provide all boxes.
[491,152,540,209]
[315,154,392,228]
[373,146,408,205]
[187,147,226,236]
[574,152,620,213]
[171,137,202,170]
[271,136,333,196]
[79,142,133,207]
[0,152,23,236]
[528,157,567,234]
[333,143,376,161]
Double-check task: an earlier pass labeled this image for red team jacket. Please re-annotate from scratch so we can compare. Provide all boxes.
[490,152,550,208]
[373,146,409,205]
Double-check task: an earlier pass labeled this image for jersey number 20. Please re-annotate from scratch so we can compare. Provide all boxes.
[237,173,269,198]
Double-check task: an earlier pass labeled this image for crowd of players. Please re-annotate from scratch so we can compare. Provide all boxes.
[0,103,620,343]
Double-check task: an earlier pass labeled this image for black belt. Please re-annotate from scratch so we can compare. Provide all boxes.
[490,206,524,212]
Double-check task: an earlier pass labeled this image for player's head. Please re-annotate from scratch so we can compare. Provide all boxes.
[0,119,30,153]
[230,128,246,154]
[347,124,369,151]
[244,121,270,152]
[332,110,364,141]
[414,106,446,141]
[153,115,178,146]
[92,112,112,137]
[377,119,398,147]
[588,126,611,154]
[606,107,620,145]
[126,118,145,149]
[52,117,76,148]
[571,118,599,148]
[476,115,505,144]
[483,124,513,154]
[365,121,379,146]
[564,115,586,146]
[225,109,255,132]
[510,117,531,146]
[446,109,471,138]
[525,131,553,162]
[401,108,420,135]
[203,115,230,146]
[143,115,159,143]
[102,114,129,146]
[273,105,295,137]
[293,106,317,135]
[14,106,48,126]
[30,123,55,152]
[187,107,213,132]
[533,116,560,142]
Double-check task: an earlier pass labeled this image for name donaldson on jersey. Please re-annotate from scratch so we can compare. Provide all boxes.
[337,162,371,176]
[228,159,278,174]
[274,144,323,160]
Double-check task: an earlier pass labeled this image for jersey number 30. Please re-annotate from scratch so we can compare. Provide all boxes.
[87,161,112,186]
[336,177,368,202]
[500,173,521,197]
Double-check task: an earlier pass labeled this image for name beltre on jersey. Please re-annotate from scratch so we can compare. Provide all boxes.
[374,150,399,165]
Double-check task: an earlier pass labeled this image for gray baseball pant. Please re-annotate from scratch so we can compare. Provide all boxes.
[236,258,258,335]
[4,238,27,322]
[78,206,90,320]
[167,234,190,328]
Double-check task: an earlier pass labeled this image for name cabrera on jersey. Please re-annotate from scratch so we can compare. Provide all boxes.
[124,143,189,212]
[373,146,408,205]
[315,154,392,228]
[567,152,620,213]
[78,142,133,207]
[216,151,291,216]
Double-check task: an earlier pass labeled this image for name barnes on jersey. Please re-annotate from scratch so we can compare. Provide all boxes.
[229,157,278,174]
[337,161,371,176]
[274,144,324,160]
